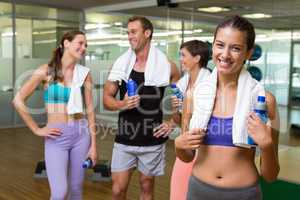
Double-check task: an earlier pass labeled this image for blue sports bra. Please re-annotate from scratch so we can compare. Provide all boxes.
[44,82,70,104]
[203,116,234,147]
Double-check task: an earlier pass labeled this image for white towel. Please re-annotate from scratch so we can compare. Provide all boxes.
[107,44,171,86]
[189,67,265,148]
[67,64,90,114]
[176,68,211,94]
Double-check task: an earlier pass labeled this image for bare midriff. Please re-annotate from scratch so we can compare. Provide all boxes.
[46,104,84,124]
[192,145,259,188]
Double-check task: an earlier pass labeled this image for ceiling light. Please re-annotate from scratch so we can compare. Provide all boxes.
[160,41,167,46]
[32,30,56,35]
[34,39,56,44]
[1,32,17,37]
[197,6,230,13]
[97,23,111,29]
[85,23,111,30]
[184,30,193,34]
[153,31,182,37]
[193,29,203,33]
[86,33,127,40]
[242,13,272,19]
[114,22,122,26]
[88,40,123,46]
[85,24,97,30]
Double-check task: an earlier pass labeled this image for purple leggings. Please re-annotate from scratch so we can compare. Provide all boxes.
[45,119,90,200]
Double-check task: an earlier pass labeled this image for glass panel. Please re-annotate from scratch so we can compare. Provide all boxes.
[32,20,57,59]
[251,30,291,106]
[0,2,13,127]
[15,4,80,22]
[293,43,300,68]
[85,12,126,123]
[181,19,215,70]
[290,42,300,109]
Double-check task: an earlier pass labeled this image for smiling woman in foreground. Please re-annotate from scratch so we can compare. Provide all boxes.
[175,15,280,200]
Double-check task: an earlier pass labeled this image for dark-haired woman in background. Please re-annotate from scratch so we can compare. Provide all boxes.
[175,15,280,200]
[13,31,97,200]
[169,40,211,200]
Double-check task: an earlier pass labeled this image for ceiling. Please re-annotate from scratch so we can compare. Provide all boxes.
[16,0,130,10]
[11,0,300,30]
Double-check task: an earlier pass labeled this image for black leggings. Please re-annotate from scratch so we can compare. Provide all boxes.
[187,175,262,200]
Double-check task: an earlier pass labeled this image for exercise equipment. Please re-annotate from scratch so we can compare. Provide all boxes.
[33,160,111,182]
[33,160,47,179]
[247,66,263,81]
[247,43,263,81]
[88,160,112,182]
[250,44,262,61]
[290,124,300,136]
[206,41,212,61]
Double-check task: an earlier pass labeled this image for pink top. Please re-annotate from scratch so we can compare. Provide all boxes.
[170,156,196,200]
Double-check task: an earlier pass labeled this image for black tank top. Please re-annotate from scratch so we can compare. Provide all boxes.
[116,69,167,146]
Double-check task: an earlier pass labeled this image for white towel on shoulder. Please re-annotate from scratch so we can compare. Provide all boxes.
[189,67,265,147]
[107,44,171,86]
[67,64,90,114]
[176,68,211,94]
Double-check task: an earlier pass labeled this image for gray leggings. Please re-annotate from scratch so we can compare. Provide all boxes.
[187,175,262,200]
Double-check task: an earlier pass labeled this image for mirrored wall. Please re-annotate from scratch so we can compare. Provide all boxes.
[0,2,81,128]
[0,2,13,127]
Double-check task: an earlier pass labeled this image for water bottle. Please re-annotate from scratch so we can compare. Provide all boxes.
[248,95,268,146]
[127,79,137,97]
[170,83,184,112]
[82,158,93,169]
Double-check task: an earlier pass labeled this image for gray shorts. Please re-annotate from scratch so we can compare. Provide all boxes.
[111,143,166,176]
[187,175,262,200]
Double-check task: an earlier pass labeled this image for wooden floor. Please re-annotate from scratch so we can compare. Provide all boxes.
[0,126,176,200]
[0,124,300,200]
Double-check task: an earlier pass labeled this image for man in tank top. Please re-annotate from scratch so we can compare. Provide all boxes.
[103,16,180,200]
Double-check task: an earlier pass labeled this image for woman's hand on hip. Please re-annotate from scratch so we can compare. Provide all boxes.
[34,126,62,138]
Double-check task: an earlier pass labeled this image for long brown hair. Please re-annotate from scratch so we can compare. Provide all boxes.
[48,30,85,82]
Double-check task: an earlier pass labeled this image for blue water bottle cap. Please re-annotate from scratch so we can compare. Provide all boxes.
[257,96,265,102]
[170,83,177,88]
[82,158,92,169]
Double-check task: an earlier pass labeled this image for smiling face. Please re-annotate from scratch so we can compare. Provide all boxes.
[127,20,151,52]
[64,34,87,60]
[212,26,252,75]
[180,47,200,72]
